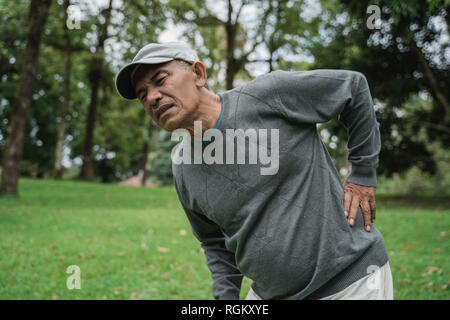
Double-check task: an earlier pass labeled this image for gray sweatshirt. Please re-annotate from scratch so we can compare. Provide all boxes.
[172,69,389,300]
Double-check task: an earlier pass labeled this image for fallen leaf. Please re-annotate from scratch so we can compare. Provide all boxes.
[402,244,413,250]
[131,292,142,300]
[427,266,442,273]
[422,266,443,276]
[394,265,407,272]
[179,229,187,236]
[157,247,169,253]
[78,253,86,259]
[400,279,411,284]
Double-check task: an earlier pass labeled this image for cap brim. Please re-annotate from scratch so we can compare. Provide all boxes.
[115,57,174,100]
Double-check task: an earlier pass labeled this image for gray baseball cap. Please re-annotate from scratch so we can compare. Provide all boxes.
[115,42,199,100]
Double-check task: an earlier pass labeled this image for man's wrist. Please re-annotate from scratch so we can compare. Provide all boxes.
[347,165,377,187]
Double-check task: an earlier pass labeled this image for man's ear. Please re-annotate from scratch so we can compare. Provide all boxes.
[192,61,207,88]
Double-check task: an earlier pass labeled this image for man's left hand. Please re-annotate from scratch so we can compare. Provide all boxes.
[343,182,376,232]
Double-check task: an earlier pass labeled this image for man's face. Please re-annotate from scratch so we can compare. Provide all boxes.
[134,60,199,132]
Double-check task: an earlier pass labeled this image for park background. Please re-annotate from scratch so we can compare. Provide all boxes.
[0,0,449,299]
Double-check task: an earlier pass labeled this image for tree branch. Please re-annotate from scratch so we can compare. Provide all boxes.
[242,0,274,61]
[235,0,249,24]
[192,15,225,26]
[414,120,450,134]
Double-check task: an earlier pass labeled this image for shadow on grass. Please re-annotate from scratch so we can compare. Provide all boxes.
[376,194,450,209]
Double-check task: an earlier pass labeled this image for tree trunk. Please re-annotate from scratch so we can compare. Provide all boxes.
[223,0,273,89]
[141,121,152,187]
[54,0,72,179]
[80,57,101,181]
[80,0,113,181]
[141,121,155,187]
[140,141,149,187]
[225,47,238,90]
[0,0,52,195]
[225,0,237,90]
[268,48,274,72]
[268,0,282,72]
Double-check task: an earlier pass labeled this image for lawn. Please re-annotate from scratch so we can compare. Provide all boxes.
[0,178,448,299]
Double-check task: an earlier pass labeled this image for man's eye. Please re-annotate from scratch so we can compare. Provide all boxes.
[157,76,165,84]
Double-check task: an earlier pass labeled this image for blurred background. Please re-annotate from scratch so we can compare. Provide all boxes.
[1,0,449,191]
[0,0,448,300]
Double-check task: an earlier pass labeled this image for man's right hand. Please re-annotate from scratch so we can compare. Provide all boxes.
[343,182,376,232]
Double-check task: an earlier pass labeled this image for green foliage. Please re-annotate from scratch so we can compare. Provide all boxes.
[0,0,448,190]
[0,0,170,182]
[150,130,178,185]
[309,0,449,178]
[378,140,450,195]
[0,0,29,159]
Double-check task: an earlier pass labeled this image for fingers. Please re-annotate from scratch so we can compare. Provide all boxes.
[348,196,359,227]
[361,200,372,232]
[343,191,352,218]
[343,182,377,232]
[369,198,376,223]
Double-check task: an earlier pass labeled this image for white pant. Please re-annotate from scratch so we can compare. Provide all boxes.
[245,261,394,300]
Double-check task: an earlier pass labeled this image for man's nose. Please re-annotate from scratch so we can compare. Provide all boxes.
[145,89,162,110]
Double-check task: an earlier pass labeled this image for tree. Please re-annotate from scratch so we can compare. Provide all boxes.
[169,0,278,89]
[80,0,114,181]
[140,119,155,186]
[0,0,52,195]
[53,0,84,178]
[307,0,449,177]
[78,0,167,182]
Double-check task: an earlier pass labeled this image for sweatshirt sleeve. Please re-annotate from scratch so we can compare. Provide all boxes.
[173,178,243,300]
[271,69,381,187]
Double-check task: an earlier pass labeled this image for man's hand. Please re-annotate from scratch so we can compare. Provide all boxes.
[343,182,376,232]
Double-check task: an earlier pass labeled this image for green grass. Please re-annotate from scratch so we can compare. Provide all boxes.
[0,178,448,299]
[374,194,450,299]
